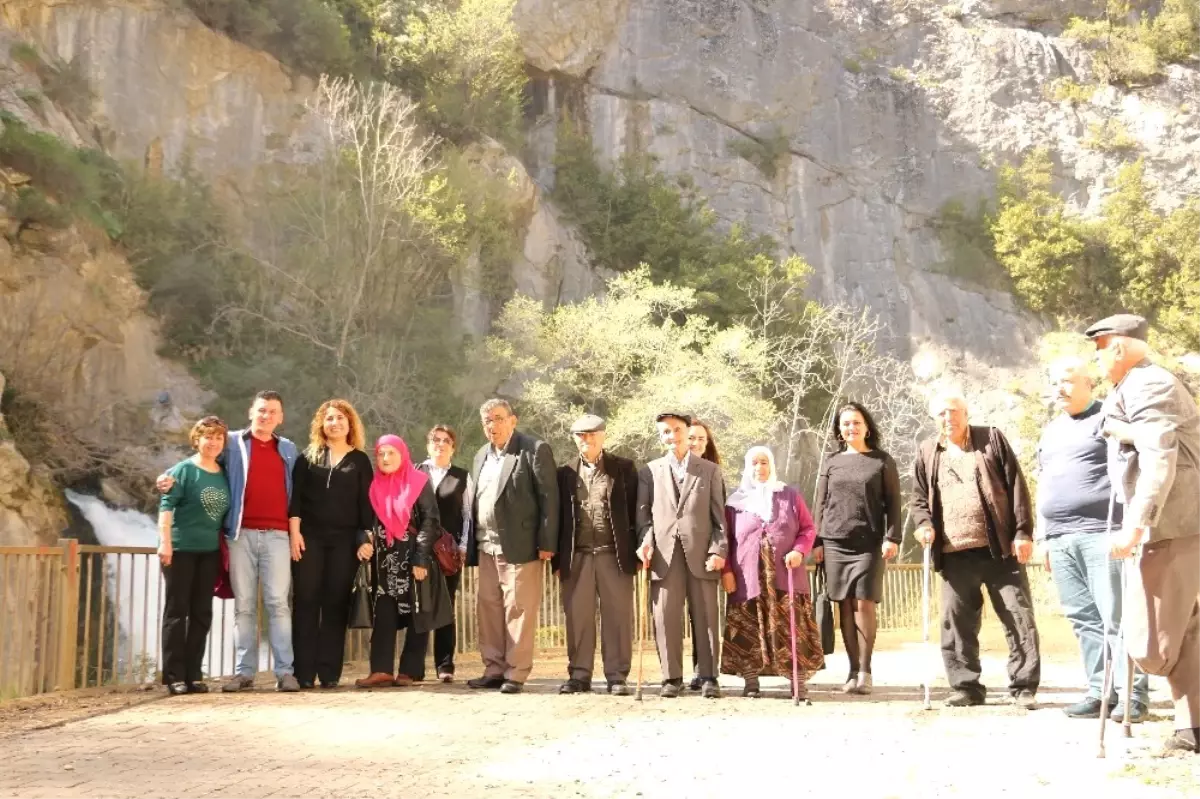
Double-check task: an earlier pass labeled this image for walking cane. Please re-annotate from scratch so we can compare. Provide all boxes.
[635,565,648,702]
[921,543,932,711]
[1098,490,1118,758]
[787,566,800,706]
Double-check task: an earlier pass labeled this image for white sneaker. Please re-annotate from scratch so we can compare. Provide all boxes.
[855,672,873,695]
[842,673,859,694]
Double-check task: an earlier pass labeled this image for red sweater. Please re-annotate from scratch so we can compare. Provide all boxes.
[242,436,289,532]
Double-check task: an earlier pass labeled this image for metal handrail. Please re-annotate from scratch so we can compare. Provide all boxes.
[1,542,1060,701]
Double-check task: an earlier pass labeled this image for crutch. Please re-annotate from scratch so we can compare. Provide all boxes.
[635,565,649,701]
[787,565,801,706]
[921,542,932,710]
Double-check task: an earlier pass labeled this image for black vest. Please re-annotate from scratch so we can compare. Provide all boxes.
[421,463,468,543]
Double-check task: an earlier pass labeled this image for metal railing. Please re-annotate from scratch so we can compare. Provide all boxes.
[0,542,1061,700]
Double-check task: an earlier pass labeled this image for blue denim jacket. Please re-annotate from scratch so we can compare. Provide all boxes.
[222,428,300,540]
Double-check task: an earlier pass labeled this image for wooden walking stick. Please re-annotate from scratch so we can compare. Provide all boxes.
[635,565,648,702]
[921,543,932,711]
[787,565,801,706]
[1098,636,1113,758]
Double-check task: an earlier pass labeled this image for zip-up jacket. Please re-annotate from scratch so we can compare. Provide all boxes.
[221,428,300,540]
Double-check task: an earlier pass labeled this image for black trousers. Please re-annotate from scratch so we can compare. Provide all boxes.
[292,532,359,685]
[940,548,1041,698]
[161,550,220,685]
[369,595,414,674]
[398,573,460,679]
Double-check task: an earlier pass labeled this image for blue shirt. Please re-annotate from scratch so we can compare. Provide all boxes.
[1035,402,1120,538]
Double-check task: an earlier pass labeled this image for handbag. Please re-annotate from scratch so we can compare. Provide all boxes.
[813,562,836,656]
[432,528,460,576]
[349,560,374,629]
[213,534,234,600]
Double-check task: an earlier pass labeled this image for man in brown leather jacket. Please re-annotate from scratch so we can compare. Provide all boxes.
[911,389,1041,708]
[1088,313,1200,756]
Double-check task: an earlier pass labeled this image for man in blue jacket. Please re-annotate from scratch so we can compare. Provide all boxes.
[159,391,300,692]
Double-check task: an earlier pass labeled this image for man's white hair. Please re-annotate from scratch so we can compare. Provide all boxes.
[928,387,969,418]
[1048,355,1094,385]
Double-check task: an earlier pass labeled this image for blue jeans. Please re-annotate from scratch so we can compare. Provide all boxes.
[229,529,294,678]
[1047,532,1150,705]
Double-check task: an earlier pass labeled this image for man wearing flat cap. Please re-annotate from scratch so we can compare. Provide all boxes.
[553,414,640,695]
[636,412,728,698]
[1088,313,1200,755]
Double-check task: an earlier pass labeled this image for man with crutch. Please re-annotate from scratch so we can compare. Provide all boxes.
[1087,314,1200,756]
[1034,356,1150,723]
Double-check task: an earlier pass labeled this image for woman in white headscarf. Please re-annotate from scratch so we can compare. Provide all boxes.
[720,446,824,697]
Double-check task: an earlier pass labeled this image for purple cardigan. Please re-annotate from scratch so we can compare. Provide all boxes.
[722,484,816,603]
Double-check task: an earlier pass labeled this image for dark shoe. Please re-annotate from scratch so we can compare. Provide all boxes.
[688,675,703,691]
[559,679,591,694]
[1154,729,1199,757]
[320,680,339,689]
[166,681,188,696]
[186,682,209,694]
[298,679,315,690]
[355,672,395,689]
[701,679,721,699]
[499,680,523,694]
[1012,689,1037,709]
[1064,697,1111,719]
[222,675,255,693]
[277,675,301,693]
[1110,701,1148,724]
[393,674,415,687]
[661,681,681,698]
[743,676,761,698]
[944,690,985,708]
[608,681,630,696]
[467,676,506,690]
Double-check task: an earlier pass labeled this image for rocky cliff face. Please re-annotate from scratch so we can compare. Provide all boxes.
[513,0,1199,385]
[0,371,67,547]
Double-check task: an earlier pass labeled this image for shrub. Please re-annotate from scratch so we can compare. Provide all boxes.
[728,130,790,179]
[1046,77,1096,105]
[1065,0,1199,85]
[8,42,94,118]
[8,186,72,229]
[1083,119,1139,153]
[551,121,779,324]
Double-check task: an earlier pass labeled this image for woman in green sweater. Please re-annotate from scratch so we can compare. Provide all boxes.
[158,416,232,695]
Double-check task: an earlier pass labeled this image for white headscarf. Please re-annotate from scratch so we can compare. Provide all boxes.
[727,445,786,522]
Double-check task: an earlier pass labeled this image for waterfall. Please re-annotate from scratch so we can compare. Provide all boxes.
[65,491,238,682]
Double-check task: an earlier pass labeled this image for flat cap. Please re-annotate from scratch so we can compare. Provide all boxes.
[570,414,606,433]
[1084,313,1148,342]
[655,411,692,425]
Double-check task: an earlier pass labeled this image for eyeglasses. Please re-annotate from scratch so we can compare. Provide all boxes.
[428,436,453,445]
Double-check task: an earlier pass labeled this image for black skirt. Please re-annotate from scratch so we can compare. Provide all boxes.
[823,538,885,603]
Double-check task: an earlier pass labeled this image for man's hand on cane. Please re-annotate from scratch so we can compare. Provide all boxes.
[1110,525,1147,559]
[637,541,653,569]
[914,524,935,547]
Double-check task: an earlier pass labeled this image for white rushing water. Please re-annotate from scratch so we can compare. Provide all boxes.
[65,490,238,682]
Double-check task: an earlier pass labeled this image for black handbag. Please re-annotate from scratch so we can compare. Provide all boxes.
[813,563,836,656]
[349,560,374,630]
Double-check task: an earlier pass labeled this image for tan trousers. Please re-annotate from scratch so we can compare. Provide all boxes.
[477,551,543,683]
[1123,535,1200,729]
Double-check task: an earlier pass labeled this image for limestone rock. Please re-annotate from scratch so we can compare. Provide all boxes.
[0,371,68,547]
[514,0,630,76]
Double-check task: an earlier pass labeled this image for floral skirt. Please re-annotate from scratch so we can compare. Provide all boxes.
[721,539,825,679]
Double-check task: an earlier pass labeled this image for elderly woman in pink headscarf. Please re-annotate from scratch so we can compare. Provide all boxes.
[720,445,825,698]
[355,435,444,689]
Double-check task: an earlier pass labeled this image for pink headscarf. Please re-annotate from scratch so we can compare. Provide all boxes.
[369,434,429,547]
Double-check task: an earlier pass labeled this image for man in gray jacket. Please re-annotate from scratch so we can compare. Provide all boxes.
[466,399,559,695]
[1087,313,1200,756]
[636,412,727,698]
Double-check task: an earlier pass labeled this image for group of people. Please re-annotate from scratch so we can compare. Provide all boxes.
[151,313,1198,756]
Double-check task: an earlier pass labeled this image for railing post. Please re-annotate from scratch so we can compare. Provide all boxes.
[56,538,80,691]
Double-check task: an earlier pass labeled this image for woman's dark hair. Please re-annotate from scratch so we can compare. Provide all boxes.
[831,402,881,450]
[688,419,722,465]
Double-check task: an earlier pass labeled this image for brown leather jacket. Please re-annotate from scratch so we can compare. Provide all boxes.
[910,425,1033,572]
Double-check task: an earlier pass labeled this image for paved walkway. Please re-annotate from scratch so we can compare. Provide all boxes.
[1,647,1194,798]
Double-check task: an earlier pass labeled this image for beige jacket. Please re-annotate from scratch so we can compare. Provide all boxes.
[635,455,728,580]
[1101,359,1200,543]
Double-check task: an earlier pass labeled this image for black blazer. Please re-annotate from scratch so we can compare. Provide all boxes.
[466,430,559,566]
[553,452,639,578]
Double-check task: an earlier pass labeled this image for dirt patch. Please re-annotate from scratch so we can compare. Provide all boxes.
[0,684,163,739]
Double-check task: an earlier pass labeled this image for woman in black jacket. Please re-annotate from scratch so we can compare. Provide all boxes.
[355,433,444,688]
[289,399,374,689]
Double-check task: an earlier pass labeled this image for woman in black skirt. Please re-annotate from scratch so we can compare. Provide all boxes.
[812,402,902,695]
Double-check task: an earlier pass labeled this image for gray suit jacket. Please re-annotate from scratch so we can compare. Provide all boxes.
[1101,359,1200,543]
[467,430,560,565]
[635,455,727,581]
